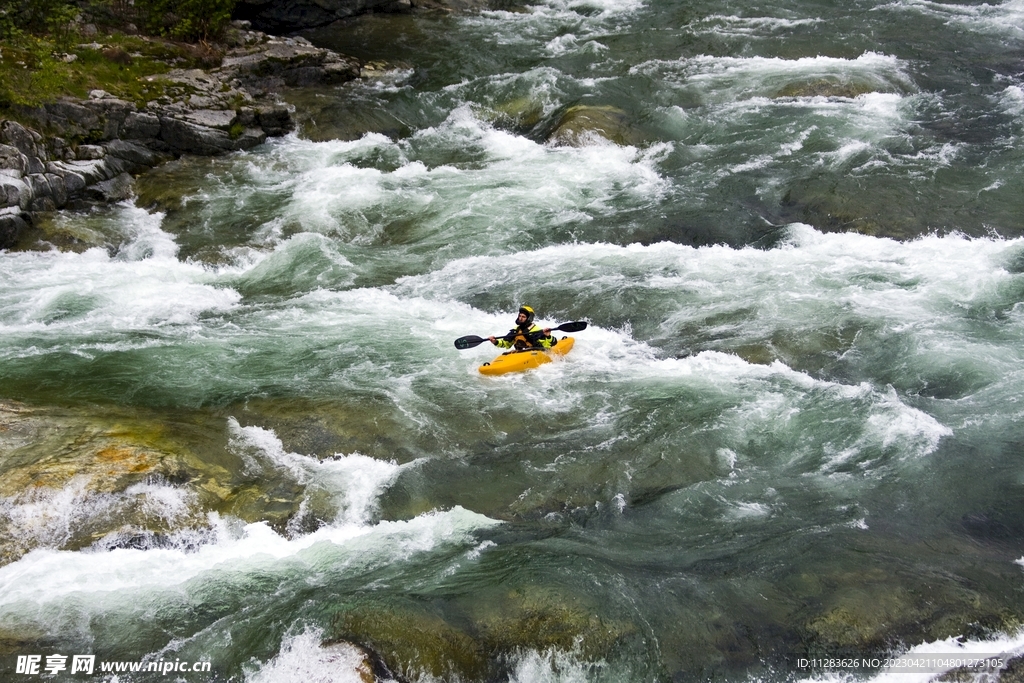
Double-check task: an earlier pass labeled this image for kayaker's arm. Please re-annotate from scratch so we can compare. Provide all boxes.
[493,331,518,348]
[453,322,586,350]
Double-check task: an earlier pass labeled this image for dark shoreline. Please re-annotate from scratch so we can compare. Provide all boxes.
[0,23,366,250]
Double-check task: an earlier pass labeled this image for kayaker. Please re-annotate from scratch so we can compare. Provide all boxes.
[488,305,556,350]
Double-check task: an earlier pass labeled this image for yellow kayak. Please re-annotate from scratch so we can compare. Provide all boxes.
[479,337,575,376]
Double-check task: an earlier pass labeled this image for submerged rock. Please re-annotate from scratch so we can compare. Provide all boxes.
[472,586,635,657]
[0,400,329,565]
[479,97,547,134]
[779,180,924,240]
[774,78,880,99]
[328,585,635,681]
[797,559,1024,660]
[546,105,639,147]
[331,604,489,681]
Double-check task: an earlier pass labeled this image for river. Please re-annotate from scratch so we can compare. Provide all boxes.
[3,0,1024,681]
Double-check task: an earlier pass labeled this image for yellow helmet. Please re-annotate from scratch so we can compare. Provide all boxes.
[518,305,535,325]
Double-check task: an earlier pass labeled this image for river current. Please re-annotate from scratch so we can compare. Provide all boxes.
[3,0,1024,681]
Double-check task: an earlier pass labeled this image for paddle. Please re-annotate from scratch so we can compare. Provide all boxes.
[454,321,588,350]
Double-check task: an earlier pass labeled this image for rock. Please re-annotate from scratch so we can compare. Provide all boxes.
[87,172,134,202]
[257,104,294,136]
[547,105,637,147]
[774,78,878,99]
[63,158,114,185]
[183,109,238,130]
[29,195,56,212]
[25,174,51,201]
[60,169,87,195]
[81,97,137,140]
[331,604,488,681]
[472,586,635,658]
[36,100,103,139]
[0,144,27,173]
[0,121,43,158]
[234,127,269,147]
[76,144,105,160]
[0,176,30,209]
[158,117,239,155]
[24,156,44,174]
[0,25,364,250]
[45,173,68,207]
[218,36,361,91]
[0,209,29,249]
[105,139,164,167]
[121,112,162,140]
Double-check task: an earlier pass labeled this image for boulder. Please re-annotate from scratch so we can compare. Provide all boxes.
[0,121,43,158]
[158,117,240,155]
[87,172,134,202]
[34,100,103,140]
[0,144,27,173]
[81,97,137,140]
[63,158,115,185]
[105,139,165,167]
[75,144,106,160]
[0,176,30,209]
[0,209,29,249]
[183,109,238,130]
[547,105,637,147]
[121,112,162,140]
[44,173,68,207]
[257,104,294,136]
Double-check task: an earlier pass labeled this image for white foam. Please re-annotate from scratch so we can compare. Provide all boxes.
[228,419,406,526]
[886,0,1024,38]
[796,631,1024,683]
[632,52,915,103]
[0,205,240,342]
[0,477,200,556]
[997,84,1024,115]
[185,108,666,269]
[507,646,611,683]
[692,14,824,37]
[0,505,498,609]
[247,627,393,683]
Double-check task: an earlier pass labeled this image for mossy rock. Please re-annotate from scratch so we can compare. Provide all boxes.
[219,482,305,532]
[330,604,488,681]
[731,343,777,366]
[480,97,546,132]
[775,78,879,99]
[547,105,637,147]
[780,183,922,240]
[0,407,217,564]
[472,586,636,658]
[800,578,1024,658]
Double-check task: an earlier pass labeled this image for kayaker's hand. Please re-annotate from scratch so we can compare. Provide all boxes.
[543,328,551,336]
[488,336,497,345]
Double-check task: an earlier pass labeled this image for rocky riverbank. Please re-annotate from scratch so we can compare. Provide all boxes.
[0,23,362,250]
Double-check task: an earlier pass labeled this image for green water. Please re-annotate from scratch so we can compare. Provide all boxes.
[3,0,1024,681]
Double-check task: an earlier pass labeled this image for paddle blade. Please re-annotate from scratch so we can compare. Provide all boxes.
[555,321,588,333]
[454,335,487,350]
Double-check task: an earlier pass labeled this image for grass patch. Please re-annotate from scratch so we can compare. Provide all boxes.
[0,31,223,115]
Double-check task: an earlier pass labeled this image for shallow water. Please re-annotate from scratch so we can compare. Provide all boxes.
[3,0,1024,681]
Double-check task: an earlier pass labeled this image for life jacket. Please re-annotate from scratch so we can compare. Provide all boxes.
[497,324,555,350]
